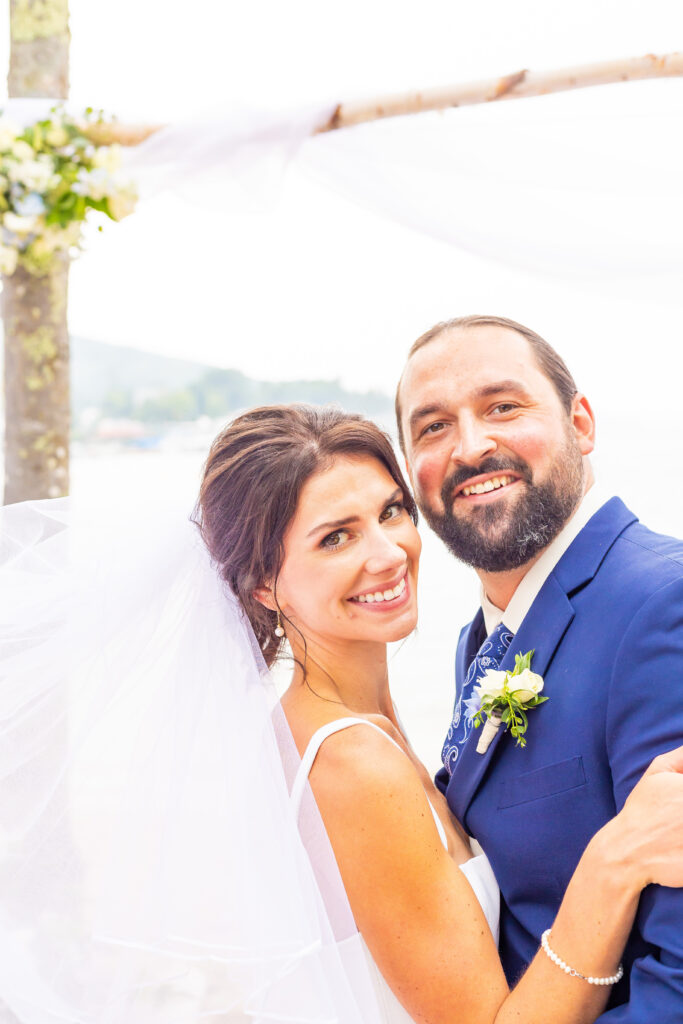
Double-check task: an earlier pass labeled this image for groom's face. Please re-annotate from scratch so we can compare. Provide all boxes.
[398,325,593,572]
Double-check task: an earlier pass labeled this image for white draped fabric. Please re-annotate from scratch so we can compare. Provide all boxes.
[120,92,683,286]
[4,87,683,288]
[300,103,683,281]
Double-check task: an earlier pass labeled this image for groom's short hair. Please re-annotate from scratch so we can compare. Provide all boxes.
[395,314,578,452]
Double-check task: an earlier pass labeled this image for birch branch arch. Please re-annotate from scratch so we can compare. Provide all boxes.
[86,51,683,147]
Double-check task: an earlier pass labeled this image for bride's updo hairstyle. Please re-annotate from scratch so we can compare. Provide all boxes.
[196,404,417,665]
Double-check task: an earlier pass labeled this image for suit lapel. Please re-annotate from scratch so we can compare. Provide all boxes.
[510,575,575,680]
[552,496,636,596]
[447,498,637,825]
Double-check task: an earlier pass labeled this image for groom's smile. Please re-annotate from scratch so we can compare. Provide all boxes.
[453,471,521,502]
[445,454,532,515]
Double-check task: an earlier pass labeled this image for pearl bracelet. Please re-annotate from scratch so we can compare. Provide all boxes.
[541,929,624,986]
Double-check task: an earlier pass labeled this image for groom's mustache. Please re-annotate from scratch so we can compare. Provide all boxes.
[440,456,533,508]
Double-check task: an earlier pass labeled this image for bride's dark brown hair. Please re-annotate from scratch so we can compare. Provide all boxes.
[195,404,418,666]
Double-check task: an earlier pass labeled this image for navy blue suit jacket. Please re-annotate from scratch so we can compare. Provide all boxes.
[436,498,683,1021]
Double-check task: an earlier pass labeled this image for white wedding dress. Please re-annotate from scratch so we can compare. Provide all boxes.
[291,717,501,1024]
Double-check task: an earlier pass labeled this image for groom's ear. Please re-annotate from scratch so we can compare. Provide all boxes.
[403,453,416,489]
[570,393,596,456]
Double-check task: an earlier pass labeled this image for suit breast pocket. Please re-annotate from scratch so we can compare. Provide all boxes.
[497,756,587,809]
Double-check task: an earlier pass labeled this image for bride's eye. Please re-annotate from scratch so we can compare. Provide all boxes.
[379,502,404,523]
[320,529,350,550]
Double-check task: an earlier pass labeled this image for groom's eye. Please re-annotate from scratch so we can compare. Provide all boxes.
[422,421,445,436]
[491,403,517,415]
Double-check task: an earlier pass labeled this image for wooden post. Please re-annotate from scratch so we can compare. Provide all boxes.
[3,0,71,504]
[8,0,69,98]
[2,256,70,503]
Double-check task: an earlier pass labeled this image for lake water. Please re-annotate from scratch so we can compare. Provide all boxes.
[65,411,683,775]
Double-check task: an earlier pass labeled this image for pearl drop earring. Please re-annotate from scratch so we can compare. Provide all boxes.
[274,611,285,638]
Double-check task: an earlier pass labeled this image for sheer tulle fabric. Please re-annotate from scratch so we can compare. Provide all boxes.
[5,96,683,291]
[0,498,385,1022]
[120,97,683,284]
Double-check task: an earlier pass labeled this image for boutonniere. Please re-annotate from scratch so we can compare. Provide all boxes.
[468,650,548,754]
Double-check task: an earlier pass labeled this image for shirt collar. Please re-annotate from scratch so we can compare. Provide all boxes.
[481,485,611,635]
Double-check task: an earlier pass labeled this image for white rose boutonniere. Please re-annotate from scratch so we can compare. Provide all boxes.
[471,651,548,754]
[508,667,545,704]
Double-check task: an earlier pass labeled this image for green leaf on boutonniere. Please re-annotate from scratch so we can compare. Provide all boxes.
[513,649,533,673]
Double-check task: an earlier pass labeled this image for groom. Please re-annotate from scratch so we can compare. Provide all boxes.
[396,315,683,1020]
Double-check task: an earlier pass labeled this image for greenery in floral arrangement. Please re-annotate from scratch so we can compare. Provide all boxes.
[0,106,137,277]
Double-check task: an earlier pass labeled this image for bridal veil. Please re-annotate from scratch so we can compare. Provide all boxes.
[0,496,386,1022]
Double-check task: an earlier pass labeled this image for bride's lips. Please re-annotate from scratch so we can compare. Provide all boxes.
[347,572,411,612]
[453,471,522,504]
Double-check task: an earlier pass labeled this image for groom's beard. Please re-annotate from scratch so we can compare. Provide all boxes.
[419,441,584,573]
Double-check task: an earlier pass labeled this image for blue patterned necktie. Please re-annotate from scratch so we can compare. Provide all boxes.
[441,621,514,776]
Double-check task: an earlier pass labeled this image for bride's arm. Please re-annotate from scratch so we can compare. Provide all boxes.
[309,729,683,1024]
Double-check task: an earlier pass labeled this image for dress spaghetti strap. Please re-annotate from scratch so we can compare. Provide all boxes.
[290,717,449,849]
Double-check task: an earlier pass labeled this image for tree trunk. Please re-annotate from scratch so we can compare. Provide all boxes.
[3,0,70,504]
[2,258,70,503]
[8,0,69,98]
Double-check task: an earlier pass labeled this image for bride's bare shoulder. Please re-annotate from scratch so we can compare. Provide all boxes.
[308,717,422,806]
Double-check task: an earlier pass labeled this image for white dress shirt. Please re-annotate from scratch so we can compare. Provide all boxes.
[481,486,611,636]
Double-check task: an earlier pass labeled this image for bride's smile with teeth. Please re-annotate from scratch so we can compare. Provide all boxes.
[349,573,407,604]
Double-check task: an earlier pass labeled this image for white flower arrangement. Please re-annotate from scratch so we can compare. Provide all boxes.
[0,106,137,277]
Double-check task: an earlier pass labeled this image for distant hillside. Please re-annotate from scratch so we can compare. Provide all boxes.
[71,337,393,421]
[71,337,211,412]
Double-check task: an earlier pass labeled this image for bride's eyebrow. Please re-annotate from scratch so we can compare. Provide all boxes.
[306,488,403,539]
[307,515,358,539]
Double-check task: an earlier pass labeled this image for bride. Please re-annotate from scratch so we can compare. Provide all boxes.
[2,402,683,1023]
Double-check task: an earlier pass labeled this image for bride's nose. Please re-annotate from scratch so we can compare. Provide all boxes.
[363,529,409,577]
